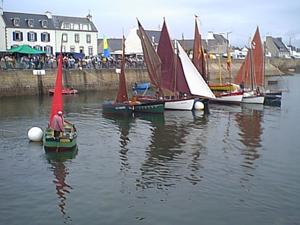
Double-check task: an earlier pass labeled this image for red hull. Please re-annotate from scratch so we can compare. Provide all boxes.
[49,88,78,95]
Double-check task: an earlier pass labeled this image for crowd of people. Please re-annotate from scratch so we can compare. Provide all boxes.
[0,54,145,70]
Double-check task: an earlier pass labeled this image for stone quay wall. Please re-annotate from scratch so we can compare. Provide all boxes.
[0,59,294,97]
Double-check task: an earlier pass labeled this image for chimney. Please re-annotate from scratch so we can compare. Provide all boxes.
[86,13,92,21]
[45,11,52,19]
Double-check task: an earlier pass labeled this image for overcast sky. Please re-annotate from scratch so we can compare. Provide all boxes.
[4,0,300,47]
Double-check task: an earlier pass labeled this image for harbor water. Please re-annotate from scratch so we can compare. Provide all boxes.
[0,75,299,225]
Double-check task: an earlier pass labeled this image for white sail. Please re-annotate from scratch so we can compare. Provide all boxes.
[176,40,215,99]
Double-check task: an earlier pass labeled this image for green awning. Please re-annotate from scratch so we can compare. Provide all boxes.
[9,45,46,54]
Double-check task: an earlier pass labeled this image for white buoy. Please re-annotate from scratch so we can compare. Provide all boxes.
[194,101,205,110]
[28,127,43,142]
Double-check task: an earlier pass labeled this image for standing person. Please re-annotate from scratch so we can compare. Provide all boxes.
[50,111,64,140]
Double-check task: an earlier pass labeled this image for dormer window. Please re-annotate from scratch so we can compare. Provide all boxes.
[41,20,48,28]
[13,18,20,27]
[27,19,34,27]
[63,23,70,29]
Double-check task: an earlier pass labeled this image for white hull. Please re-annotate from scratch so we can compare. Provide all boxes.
[164,98,195,111]
[211,94,243,105]
[242,92,265,104]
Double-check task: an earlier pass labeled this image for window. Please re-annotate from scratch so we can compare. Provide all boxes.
[75,33,80,43]
[41,20,48,28]
[13,18,20,26]
[44,46,53,55]
[41,32,50,42]
[27,19,34,27]
[62,33,68,42]
[88,46,93,56]
[70,46,75,52]
[63,23,70,29]
[28,32,37,42]
[34,45,42,51]
[83,24,88,30]
[13,31,23,41]
[86,34,91,43]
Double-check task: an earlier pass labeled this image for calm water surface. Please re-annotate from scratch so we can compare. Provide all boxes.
[0,75,299,225]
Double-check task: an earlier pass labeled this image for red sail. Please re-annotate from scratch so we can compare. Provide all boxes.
[137,20,162,94]
[157,20,176,93]
[252,27,264,87]
[192,17,207,82]
[235,52,251,87]
[157,20,190,96]
[49,53,63,125]
[115,35,128,103]
[234,27,264,88]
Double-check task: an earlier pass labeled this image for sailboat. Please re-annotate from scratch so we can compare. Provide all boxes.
[43,51,77,152]
[235,27,265,104]
[102,35,164,115]
[137,19,215,111]
[191,16,243,104]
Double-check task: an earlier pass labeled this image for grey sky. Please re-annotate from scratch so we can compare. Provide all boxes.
[3,0,300,47]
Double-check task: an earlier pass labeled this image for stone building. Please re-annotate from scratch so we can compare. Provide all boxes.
[265,36,290,58]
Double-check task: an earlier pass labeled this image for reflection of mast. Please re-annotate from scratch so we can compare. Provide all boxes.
[47,150,77,223]
[102,114,133,172]
[50,160,72,223]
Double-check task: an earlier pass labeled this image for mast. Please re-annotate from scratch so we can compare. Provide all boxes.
[249,47,254,91]
[174,40,178,97]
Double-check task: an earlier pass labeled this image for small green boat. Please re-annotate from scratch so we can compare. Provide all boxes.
[43,122,77,152]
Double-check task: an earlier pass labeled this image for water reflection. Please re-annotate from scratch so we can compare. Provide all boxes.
[46,148,78,224]
[102,114,135,172]
[138,111,208,189]
[236,104,263,186]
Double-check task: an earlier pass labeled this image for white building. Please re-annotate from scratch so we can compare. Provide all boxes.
[52,13,98,56]
[0,9,98,56]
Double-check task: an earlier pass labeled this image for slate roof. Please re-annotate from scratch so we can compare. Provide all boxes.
[2,11,55,29]
[52,15,98,32]
[272,37,289,52]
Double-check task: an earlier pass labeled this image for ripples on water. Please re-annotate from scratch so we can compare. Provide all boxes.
[0,76,300,225]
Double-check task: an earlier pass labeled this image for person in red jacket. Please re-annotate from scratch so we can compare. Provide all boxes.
[50,110,64,139]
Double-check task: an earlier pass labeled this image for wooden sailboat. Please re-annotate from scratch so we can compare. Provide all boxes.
[235,27,265,104]
[102,35,164,115]
[191,16,243,104]
[137,19,214,111]
[43,51,77,152]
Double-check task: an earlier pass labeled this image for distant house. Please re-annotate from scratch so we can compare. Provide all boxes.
[0,9,98,56]
[98,27,161,55]
[0,10,56,54]
[265,36,290,58]
[287,45,300,59]
[206,31,228,55]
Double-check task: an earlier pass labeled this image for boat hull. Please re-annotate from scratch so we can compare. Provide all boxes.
[264,93,282,107]
[134,101,164,114]
[242,92,265,104]
[49,88,78,95]
[210,93,243,105]
[164,98,195,111]
[102,102,133,115]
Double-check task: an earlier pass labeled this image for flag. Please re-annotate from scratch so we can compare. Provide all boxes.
[103,37,110,58]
